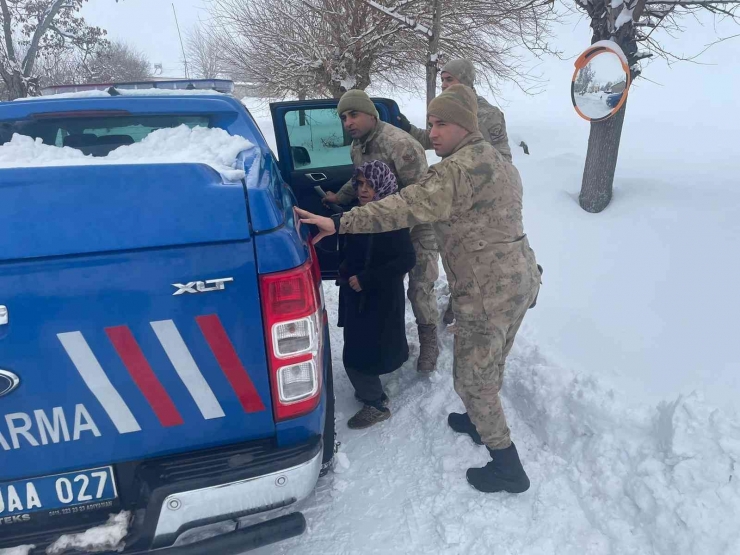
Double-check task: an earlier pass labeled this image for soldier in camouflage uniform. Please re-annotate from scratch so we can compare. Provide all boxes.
[297,85,540,494]
[399,59,513,163]
[323,90,441,374]
[398,59,514,326]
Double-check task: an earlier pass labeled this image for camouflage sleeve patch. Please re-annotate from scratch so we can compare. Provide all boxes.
[394,139,429,188]
[479,110,512,162]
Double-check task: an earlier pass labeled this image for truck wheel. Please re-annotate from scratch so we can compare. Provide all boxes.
[320,356,336,475]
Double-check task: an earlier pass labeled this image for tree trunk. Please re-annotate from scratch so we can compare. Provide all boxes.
[579,99,628,213]
[425,0,443,106]
[298,90,307,126]
[7,72,28,100]
[425,63,436,106]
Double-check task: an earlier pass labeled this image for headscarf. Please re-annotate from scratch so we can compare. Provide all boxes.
[351,160,398,201]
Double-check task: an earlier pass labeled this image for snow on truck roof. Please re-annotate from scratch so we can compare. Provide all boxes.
[36,79,234,100]
[11,79,234,101]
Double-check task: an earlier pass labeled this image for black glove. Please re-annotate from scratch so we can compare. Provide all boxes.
[397,113,412,132]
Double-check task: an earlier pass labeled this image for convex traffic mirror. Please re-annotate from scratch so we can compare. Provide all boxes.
[572,41,631,122]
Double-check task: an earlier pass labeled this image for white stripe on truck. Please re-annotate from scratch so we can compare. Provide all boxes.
[150,320,225,420]
[57,331,142,434]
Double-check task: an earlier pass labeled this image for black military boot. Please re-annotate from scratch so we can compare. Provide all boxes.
[447,412,484,445]
[466,443,530,494]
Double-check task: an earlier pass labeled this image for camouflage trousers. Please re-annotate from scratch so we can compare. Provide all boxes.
[408,224,440,326]
[452,286,538,450]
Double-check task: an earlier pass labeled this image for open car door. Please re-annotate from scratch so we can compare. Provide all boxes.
[270,98,401,279]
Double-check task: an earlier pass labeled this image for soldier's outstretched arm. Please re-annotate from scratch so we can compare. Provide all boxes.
[408,123,433,150]
[339,162,473,235]
[334,179,358,205]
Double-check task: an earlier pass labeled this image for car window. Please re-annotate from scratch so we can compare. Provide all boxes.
[283,108,351,170]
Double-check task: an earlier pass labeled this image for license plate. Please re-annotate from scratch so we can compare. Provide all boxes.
[0,466,117,518]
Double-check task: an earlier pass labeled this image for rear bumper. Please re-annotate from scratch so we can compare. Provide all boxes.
[149,443,321,549]
[0,438,322,555]
[127,513,306,555]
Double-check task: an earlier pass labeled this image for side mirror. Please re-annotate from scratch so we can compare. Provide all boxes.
[291,146,311,167]
[572,41,631,122]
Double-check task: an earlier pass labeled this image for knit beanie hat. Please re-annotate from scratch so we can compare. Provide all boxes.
[440,59,476,88]
[352,160,398,201]
[427,84,479,133]
[337,89,379,119]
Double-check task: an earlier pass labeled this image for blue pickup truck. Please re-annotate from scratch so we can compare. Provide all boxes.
[0,81,401,554]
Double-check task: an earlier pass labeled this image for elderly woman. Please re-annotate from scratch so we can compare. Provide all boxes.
[338,160,416,429]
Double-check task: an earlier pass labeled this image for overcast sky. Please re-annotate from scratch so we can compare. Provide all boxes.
[81,0,208,77]
[80,1,739,98]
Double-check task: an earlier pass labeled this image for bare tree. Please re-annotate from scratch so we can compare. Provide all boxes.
[576,0,740,212]
[24,39,151,93]
[81,40,151,83]
[0,0,107,99]
[366,0,561,105]
[186,24,226,79]
[208,0,418,99]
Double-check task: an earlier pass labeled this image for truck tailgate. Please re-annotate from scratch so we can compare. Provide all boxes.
[0,164,275,483]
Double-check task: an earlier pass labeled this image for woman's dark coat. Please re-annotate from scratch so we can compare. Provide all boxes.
[338,228,416,375]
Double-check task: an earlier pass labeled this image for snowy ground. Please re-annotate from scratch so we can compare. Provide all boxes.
[248,279,739,555]
[243,56,740,552]
[573,91,614,119]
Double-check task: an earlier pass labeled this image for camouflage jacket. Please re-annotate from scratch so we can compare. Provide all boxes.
[339,132,538,325]
[335,120,428,205]
[409,95,513,163]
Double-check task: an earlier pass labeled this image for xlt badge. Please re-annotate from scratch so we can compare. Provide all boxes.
[172,278,234,296]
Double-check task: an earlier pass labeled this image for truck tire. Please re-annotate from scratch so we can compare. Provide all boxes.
[320,356,336,473]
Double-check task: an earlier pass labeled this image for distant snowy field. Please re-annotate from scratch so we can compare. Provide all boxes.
[242,59,740,553]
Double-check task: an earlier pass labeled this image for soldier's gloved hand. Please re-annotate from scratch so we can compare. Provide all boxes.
[397,113,412,133]
[322,191,340,205]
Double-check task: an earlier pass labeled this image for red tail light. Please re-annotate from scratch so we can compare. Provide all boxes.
[260,252,324,421]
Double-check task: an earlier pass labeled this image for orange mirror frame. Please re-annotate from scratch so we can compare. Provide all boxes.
[572,44,632,122]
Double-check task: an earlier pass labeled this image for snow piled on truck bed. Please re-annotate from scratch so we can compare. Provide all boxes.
[0,546,35,555]
[0,125,253,180]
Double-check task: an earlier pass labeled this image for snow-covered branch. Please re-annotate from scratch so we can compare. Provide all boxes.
[364,0,433,37]
[0,0,109,99]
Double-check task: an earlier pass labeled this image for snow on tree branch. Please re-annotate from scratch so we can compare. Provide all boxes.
[0,0,108,99]
[364,0,562,101]
[208,0,420,99]
[364,0,433,37]
[575,0,739,79]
